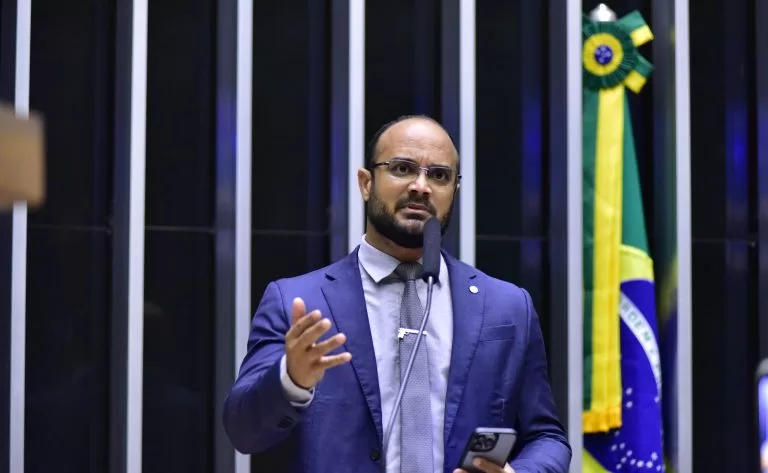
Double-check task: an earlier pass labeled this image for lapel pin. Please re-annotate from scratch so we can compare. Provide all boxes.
[469,285,479,294]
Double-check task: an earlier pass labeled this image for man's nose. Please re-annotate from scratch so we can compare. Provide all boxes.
[409,171,432,194]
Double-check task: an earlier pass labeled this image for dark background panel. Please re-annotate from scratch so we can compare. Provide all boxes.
[24,228,109,473]
[365,0,441,151]
[690,241,726,472]
[691,240,757,473]
[27,0,113,228]
[689,0,730,241]
[689,0,758,470]
[142,0,217,469]
[251,233,330,311]
[251,2,330,234]
[475,0,524,238]
[25,0,114,471]
[0,0,14,102]
[475,0,550,359]
[145,0,215,229]
[143,230,213,473]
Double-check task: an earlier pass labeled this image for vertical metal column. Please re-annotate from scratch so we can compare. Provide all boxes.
[234,0,252,471]
[213,0,251,470]
[674,0,692,471]
[547,0,569,449]
[3,0,30,471]
[111,0,147,471]
[565,0,583,466]
[330,0,350,261]
[458,0,475,266]
[548,0,583,470]
[346,0,365,252]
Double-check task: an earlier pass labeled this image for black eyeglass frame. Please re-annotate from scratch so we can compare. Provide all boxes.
[370,157,462,186]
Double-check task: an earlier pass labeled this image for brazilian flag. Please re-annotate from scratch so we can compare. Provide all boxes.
[581,10,665,472]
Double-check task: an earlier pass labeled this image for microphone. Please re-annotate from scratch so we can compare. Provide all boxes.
[383,217,442,451]
[420,217,441,284]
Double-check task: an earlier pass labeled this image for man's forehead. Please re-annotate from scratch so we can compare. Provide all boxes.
[382,118,448,141]
[378,119,456,157]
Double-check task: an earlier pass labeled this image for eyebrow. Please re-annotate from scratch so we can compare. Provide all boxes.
[389,156,453,168]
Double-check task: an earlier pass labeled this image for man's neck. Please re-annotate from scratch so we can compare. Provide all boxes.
[364,228,423,262]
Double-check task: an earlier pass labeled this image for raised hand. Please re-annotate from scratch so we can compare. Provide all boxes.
[285,297,352,389]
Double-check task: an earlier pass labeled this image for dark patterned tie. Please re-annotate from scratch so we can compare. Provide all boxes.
[393,262,434,473]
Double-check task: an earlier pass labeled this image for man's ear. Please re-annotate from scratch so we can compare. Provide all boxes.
[358,168,372,202]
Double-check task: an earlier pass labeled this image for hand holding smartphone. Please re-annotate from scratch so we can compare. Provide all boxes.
[457,427,517,473]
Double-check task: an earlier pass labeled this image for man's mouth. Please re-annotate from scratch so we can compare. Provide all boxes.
[405,203,429,212]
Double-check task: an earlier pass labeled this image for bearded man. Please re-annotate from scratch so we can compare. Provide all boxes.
[223,115,571,473]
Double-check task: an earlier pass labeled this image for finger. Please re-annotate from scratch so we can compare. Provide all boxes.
[286,309,321,342]
[311,333,347,356]
[473,458,503,472]
[295,317,332,350]
[453,470,468,473]
[291,298,306,326]
[316,352,352,369]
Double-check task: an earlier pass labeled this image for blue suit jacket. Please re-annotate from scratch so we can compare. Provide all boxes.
[223,249,571,473]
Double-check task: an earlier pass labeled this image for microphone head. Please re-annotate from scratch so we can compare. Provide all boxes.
[421,217,441,282]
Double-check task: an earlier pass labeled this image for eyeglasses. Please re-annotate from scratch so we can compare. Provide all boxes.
[372,158,460,186]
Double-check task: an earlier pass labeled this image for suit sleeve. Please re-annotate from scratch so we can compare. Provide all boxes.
[509,288,572,473]
[222,281,308,454]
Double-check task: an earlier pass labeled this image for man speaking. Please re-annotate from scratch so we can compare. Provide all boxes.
[223,116,571,472]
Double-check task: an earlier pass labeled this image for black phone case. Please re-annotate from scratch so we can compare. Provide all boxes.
[458,427,517,472]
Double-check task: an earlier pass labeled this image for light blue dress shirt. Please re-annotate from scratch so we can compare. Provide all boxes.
[280,235,454,473]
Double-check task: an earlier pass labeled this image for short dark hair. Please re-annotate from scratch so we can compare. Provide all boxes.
[366,114,458,169]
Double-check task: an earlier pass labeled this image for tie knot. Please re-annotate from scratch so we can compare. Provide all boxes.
[393,262,422,281]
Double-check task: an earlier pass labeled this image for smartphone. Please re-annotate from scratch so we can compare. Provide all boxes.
[757,359,768,472]
[458,427,517,473]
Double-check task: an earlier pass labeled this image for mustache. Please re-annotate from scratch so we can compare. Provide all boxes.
[396,196,437,215]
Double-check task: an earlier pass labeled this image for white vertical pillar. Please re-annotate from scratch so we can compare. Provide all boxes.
[9,0,31,470]
[235,0,252,472]
[126,0,147,470]
[347,0,365,252]
[458,0,475,266]
[674,0,692,471]
[566,0,584,470]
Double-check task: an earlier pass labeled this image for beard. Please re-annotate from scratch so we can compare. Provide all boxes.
[366,185,454,249]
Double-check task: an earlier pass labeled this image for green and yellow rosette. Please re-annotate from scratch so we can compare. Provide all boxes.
[582,11,653,93]
[581,10,653,434]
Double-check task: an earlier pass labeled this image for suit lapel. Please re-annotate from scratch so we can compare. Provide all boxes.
[443,252,486,443]
[321,249,383,444]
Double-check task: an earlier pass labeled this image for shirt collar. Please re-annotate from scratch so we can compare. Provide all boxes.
[359,234,432,283]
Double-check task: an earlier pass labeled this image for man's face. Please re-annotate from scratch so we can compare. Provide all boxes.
[358,119,459,249]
